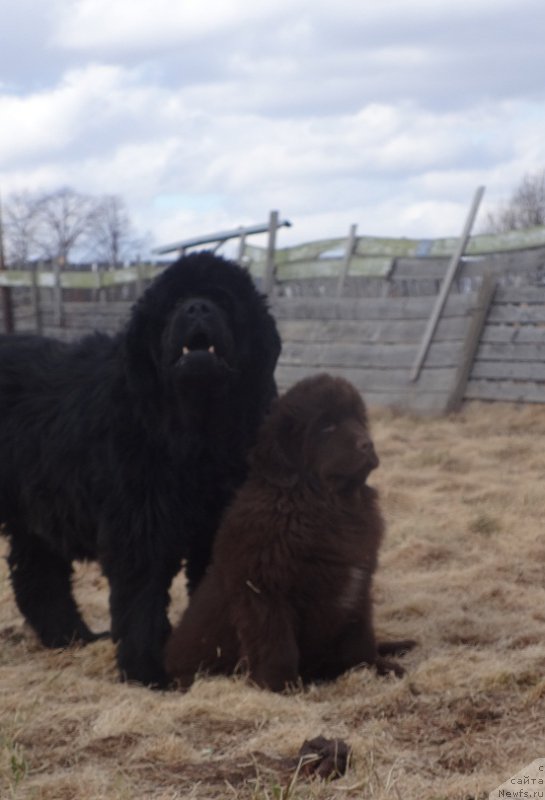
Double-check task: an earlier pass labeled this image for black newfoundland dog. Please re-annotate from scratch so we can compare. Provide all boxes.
[165,374,414,692]
[0,252,281,687]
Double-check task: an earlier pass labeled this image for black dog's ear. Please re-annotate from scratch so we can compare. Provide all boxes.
[250,413,299,488]
[239,305,282,431]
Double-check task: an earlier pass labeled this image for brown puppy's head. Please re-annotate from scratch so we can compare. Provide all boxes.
[251,373,379,493]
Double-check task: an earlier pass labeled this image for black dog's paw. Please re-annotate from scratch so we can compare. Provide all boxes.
[118,648,169,690]
[120,666,169,690]
[39,625,110,649]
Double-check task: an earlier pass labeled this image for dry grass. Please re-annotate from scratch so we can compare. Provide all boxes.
[2,401,545,799]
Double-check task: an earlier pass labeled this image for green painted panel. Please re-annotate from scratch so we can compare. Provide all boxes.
[0,264,162,289]
[246,226,545,276]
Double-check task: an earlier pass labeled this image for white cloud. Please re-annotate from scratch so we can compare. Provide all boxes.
[0,65,135,164]
[54,0,296,51]
[1,0,545,250]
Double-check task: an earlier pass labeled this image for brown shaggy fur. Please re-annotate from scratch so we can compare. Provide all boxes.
[165,374,413,691]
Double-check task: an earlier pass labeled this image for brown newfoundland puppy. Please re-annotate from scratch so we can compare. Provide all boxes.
[165,373,414,691]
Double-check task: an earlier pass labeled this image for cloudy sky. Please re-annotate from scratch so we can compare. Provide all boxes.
[1,0,544,253]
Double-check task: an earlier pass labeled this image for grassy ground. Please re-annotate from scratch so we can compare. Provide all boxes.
[2,401,545,799]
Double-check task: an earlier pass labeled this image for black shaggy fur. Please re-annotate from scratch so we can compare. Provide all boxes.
[0,252,281,687]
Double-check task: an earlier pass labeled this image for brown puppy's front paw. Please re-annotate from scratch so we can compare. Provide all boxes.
[298,736,351,780]
[375,656,406,678]
[377,638,417,657]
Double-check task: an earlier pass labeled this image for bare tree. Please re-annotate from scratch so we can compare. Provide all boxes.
[3,190,44,266]
[3,187,147,267]
[89,195,141,267]
[34,187,100,265]
[485,169,545,233]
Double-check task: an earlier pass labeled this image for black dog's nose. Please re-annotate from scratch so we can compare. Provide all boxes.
[183,298,214,318]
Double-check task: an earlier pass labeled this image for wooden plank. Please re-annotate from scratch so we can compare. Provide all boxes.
[277,275,390,298]
[487,304,545,324]
[16,307,129,333]
[461,257,533,279]
[393,252,545,282]
[263,210,279,296]
[476,342,545,361]
[279,340,463,370]
[273,293,474,321]
[247,237,347,266]
[0,263,162,290]
[465,379,545,404]
[367,391,453,414]
[135,263,144,297]
[276,315,469,344]
[410,186,485,381]
[0,197,14,333]
[274,255,393,280]
[336,223,357,297]
[62,309,130,322]
[472,361,545,381]
[276,363,455,390]
[63,301,132,314]
[28,306,130,321]
[446,274,497,412]
[275,365,454,414]
[53,260,64,328]
[237,231,247,264]
[464,228,545,255]
[391,257,451,280]
[481,325,545,344]
[29,266,43,335]
[273,249,545,283]
[250,221,545,273]
[494,286,545,304]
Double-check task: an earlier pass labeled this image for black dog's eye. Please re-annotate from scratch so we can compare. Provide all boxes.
[320,424,337,435]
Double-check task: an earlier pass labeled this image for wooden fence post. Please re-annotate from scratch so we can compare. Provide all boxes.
[410,186,485,382]
[97,264,107,305]
[263,210,280,296]
[237,230,247,265]
[0,194,14,333]
[336,223,358,298]
[30,262,43,334]
[53,257,65,328]
[444,273,496,412]
[135,262,144,298]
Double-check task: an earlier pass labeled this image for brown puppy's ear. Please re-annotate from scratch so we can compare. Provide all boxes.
[250,415,299,488]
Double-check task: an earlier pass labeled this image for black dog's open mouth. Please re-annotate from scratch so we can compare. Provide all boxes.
[165,294,238,384]
[180,331,219,360]
[175,329,232,378]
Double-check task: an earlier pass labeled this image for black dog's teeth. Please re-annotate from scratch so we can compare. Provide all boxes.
[182,345,216,355]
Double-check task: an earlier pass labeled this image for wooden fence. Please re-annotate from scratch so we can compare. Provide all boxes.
[251,225,545,411]
[1,226,545,413]
[466,285,545,404]
[273,277,495,413]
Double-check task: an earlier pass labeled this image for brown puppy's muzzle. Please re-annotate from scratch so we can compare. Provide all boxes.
[356,435,380,474]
